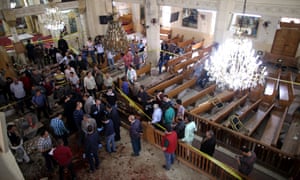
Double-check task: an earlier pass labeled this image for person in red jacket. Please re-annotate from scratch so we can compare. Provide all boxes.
[53,139,76,180]
[161,125,177,170]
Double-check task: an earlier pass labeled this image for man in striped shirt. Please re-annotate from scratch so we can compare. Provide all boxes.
[50,113,69,145]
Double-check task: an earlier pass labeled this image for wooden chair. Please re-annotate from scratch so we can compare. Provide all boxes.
[229,115,246,132]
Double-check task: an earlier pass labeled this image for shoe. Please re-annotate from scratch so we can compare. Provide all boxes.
[162,165,170,170]
[112,150,117,153]
[95,166,99,170]
[131,153,139,157]
[87,170,94,174]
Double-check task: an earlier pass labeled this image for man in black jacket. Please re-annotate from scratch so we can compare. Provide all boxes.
[200,130,216,156]
[90,99,106,125]
[106,104,121,141]
[58,35,69,57]
[84,125,100,173]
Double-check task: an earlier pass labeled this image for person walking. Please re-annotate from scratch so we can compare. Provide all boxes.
[128,115,143,156]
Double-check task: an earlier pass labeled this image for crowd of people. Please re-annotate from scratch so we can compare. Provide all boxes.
[4,34,256,179]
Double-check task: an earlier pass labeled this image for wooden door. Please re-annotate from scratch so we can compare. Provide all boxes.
[271,28,300,57]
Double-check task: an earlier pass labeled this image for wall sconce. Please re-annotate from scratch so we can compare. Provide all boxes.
[151,18,157,25]
[263,21,271,28]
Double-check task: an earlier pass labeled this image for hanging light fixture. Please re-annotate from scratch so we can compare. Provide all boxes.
[103,1,129,53]
[205,0,266,91]
[43,0,65,31]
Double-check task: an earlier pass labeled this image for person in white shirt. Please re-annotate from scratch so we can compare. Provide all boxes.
[64,64,76,80]
[95,41,105,64]
[106,50,115,70]
[68,71,80,92]
[151,103,162,124]
[86,37,96,64]
[84,71,97,97]
[103,73,113,88]
[181,117,197,145]
[56,50,64,71]
[83,93,95,114]
[10,78,26,114]
[127,66,137,85]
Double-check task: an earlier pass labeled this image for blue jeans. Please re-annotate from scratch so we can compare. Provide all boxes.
[131,137,141,155]
[89,50,96,63]
[164,152,175,170]
[108,58,115,70]
[87,151,99,171]
[106,133,116,153]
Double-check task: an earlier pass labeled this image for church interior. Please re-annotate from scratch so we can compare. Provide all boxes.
[0,0,299,180]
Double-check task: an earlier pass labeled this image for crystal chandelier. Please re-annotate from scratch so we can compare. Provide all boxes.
[205,0,266,91]
[44,1,65,31]
[103,1,129,52]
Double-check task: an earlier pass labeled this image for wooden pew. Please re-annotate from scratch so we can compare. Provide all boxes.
[281,108,300,155]
[249,85,264,102]
[167,51,193,68]
[177,38,194,49]
[241,103,275,136]
[136,63,151,78]
[160,28,172,40]
[279,72,295,107]
[168,34,184,44]
[183,85,216,107]
[190,90,235,115]
[146,70,191,95]
[166,78,197,98]
[260,106,288,146]
[223,98,262,128]
[192,40,204,51]
[173,54,203,73]
[263,70,280,104]
[209,93,248,123]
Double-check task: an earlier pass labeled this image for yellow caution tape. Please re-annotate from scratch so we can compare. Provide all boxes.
[189,146,243,180]
[116,86,243,179]
[266,76,300,86]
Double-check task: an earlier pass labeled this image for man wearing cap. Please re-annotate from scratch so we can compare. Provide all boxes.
[161,126,177,170]
[236,145,257,175]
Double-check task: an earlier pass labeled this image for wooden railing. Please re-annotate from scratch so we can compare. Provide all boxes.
[143,122,247,180]
[184,111,298,177]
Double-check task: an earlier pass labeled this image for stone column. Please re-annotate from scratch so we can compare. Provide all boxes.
[78,0,88,44]
[214,0,235,44]
[145,0,160,65]
[131,3,141,34]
